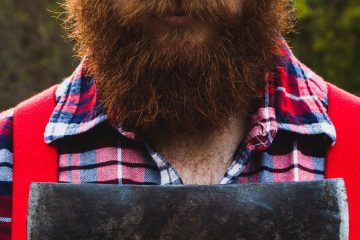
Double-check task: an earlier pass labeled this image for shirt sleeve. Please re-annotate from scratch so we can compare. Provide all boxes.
[0,108,14,240]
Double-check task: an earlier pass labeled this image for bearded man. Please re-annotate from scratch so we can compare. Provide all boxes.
[0,0,359,239]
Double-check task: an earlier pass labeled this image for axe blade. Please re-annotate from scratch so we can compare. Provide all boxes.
[28,179,348,240]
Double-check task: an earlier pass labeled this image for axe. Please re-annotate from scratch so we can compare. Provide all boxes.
[27,179,348,240]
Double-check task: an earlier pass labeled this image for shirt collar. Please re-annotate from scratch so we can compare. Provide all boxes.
[44,41,336,147]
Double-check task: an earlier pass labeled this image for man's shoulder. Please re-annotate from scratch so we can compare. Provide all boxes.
[15,85,58,113]
[0,108,14,123]
[327,82,360,141]
[327,82,360,110]
[0,108,14,148]
[0,85,58,144]
[327,82,360,136]
[0,108,14,181]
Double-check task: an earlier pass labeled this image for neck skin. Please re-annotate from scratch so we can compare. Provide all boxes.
[146,115,249,185]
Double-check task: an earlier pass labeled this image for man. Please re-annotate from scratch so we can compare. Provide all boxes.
[0,0,359,239]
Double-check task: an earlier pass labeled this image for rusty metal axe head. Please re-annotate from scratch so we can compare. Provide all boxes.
[27,179,348,240]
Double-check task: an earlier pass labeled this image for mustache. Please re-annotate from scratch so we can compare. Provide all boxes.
[112,0,245,26]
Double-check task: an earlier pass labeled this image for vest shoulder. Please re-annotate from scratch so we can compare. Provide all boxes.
[15,85,58,113]
[327,82,360,110]
[327,81,360,142]
[326,82,360,240]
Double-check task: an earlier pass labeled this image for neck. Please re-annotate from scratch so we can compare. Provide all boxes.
[146,115,250,184]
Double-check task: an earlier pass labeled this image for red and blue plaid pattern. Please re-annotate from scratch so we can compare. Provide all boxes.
[0,109,13,240]
[0,41,336,239]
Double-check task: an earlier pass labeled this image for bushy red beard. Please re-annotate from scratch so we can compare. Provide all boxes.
[63,0,293,135]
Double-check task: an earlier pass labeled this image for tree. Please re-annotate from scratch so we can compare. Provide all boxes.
[290,0,360,95]
[0,0,74,110]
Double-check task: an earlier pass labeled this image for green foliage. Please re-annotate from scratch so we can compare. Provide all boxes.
[290,0,360,95]
[0,0,359,111]
[0,0,74,110]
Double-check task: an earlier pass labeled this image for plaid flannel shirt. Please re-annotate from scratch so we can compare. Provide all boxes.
[0,42,336,239]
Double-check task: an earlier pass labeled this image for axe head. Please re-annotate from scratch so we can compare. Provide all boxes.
[28,179,348,240]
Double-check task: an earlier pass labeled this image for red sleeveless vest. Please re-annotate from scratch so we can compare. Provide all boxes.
[11,83,360,239]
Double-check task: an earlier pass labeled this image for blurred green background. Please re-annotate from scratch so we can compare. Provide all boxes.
[0,0,359,111]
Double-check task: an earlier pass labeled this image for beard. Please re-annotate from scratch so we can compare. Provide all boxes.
[63,0,293,136]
